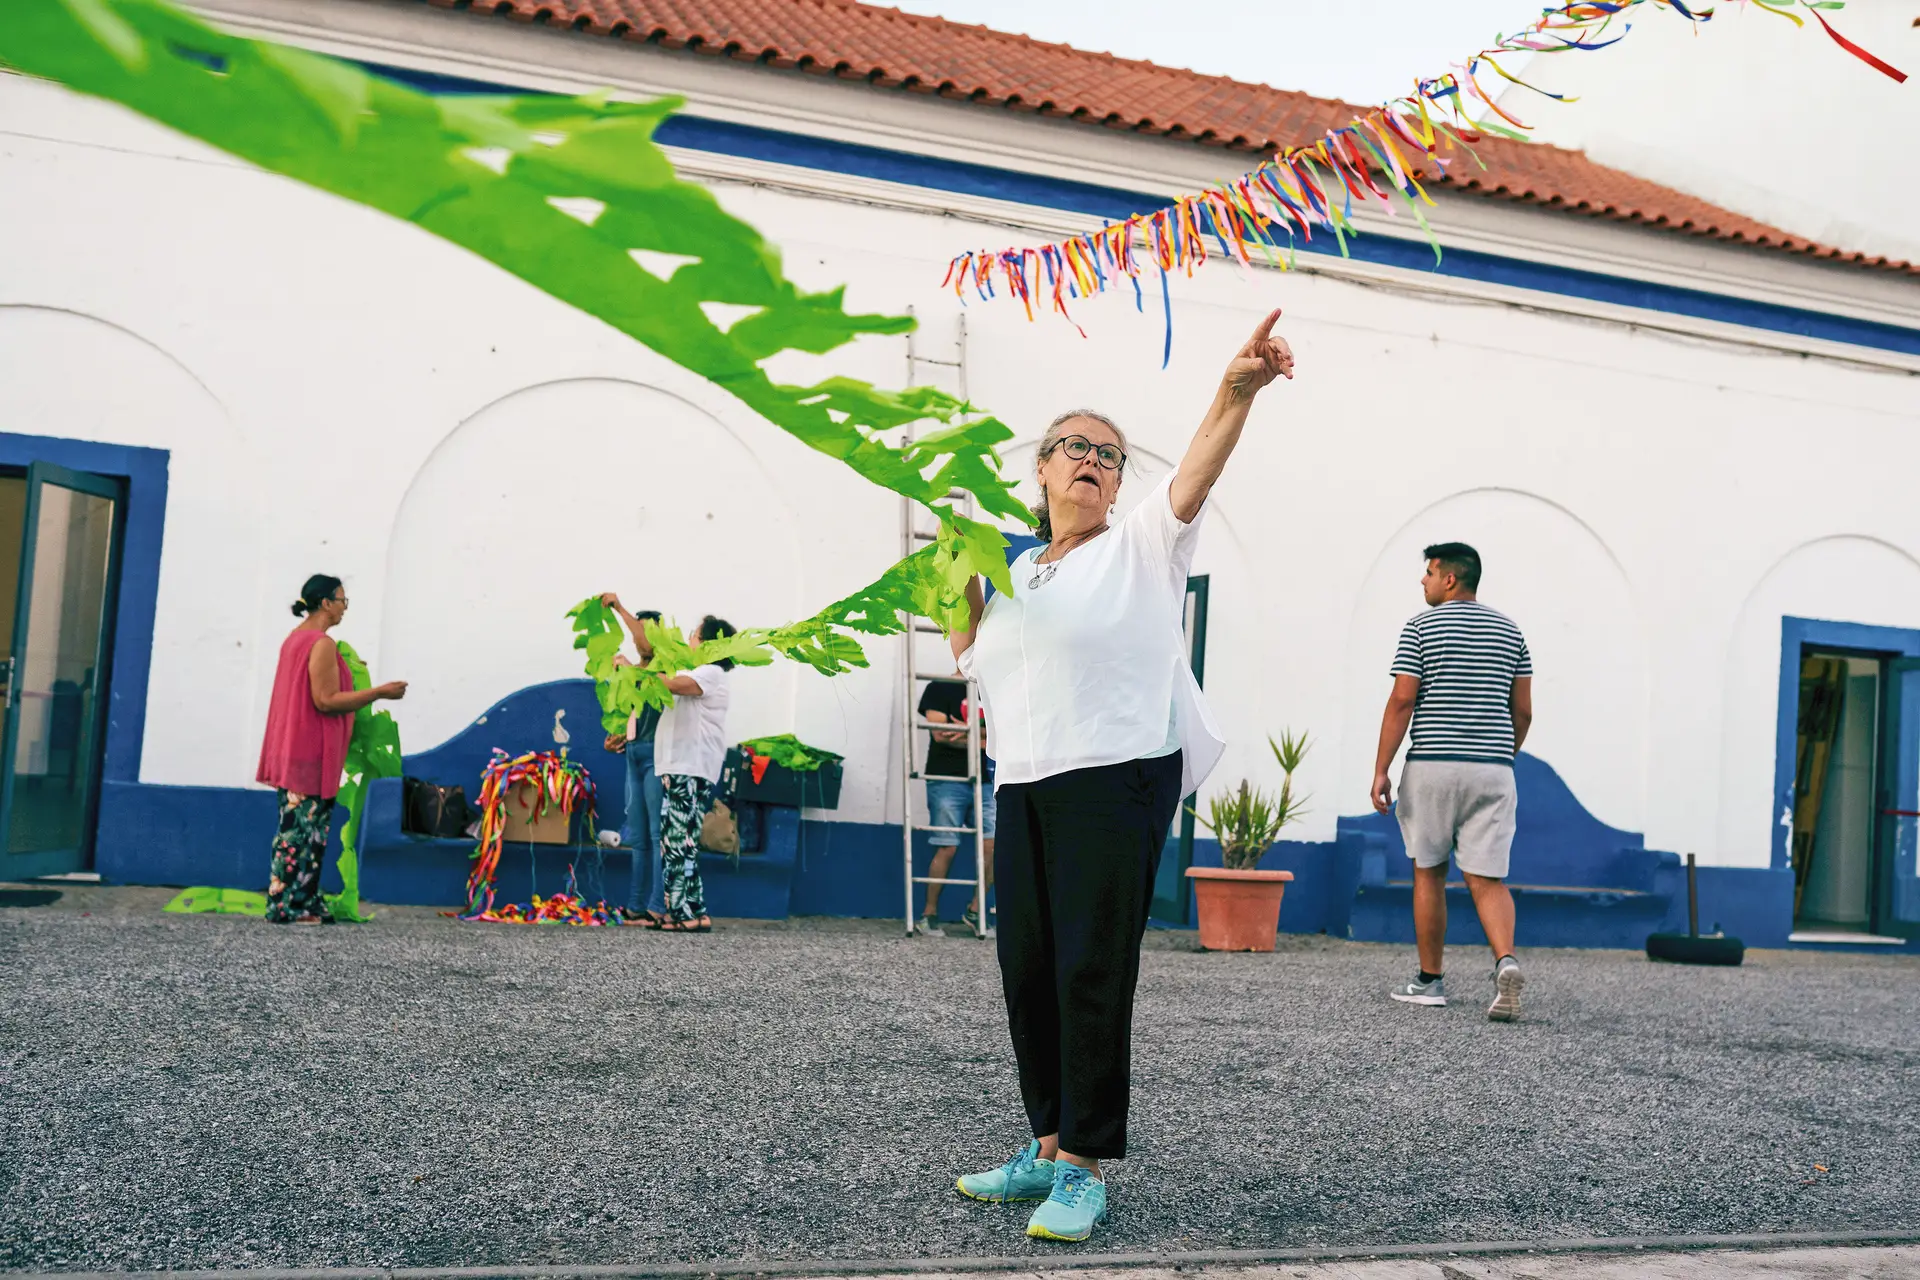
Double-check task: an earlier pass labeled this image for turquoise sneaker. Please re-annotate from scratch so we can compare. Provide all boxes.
[955,1140,1054,1203]
[1026,1162,1108,1241]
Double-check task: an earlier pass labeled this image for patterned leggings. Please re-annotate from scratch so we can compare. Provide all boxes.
[265,789,336,923]
[659,773,714,923]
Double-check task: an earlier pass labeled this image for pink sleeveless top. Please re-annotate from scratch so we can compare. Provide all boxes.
[256,628,354,799]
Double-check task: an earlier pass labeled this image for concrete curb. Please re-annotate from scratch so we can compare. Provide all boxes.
[10,1230,1920,1280]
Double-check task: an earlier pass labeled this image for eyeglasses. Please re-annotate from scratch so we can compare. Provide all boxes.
[1057,435,1125,471]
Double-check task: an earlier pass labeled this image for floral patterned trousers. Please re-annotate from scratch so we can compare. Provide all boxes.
[265,789,336,923]
[659,774,714,923]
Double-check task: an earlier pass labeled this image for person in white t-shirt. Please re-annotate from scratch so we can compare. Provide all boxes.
[651,614,736,933]
[948,309,1294,1243]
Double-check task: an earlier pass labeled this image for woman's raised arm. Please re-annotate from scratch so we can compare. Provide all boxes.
[1170,307,1294,524]
[948,575,987,665]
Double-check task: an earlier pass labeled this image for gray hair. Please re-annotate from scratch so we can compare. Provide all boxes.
[1032,409,1128,544]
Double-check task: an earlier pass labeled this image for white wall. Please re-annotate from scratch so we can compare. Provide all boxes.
[4,71,1920,867]
[1507,3,1920,264]
[1340,489,1648,834]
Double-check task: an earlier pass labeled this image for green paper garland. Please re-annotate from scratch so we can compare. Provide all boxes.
[2,0,1032,725]
[0,0,1029,554]
[329,639,402,922]
[566,524,1005,734]
[738,735,842,773]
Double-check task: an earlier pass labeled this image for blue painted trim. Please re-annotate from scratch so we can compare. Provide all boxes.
[356,61,1920,359]
[1772,616,1920,871]
[0,433,167,788]
[97,773,1920,950]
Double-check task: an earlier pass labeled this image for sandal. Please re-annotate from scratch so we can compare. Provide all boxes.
[655,918,700,932]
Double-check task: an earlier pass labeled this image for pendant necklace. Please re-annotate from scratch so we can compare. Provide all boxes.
[1030,524,1105,590]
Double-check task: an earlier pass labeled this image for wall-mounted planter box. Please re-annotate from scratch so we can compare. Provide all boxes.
[725,747,843,811]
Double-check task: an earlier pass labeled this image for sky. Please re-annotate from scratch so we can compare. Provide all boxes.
[879,0,1549,105]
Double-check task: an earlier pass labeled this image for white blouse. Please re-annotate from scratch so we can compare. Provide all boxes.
[959,473,1225,798]
[653,662,732,784]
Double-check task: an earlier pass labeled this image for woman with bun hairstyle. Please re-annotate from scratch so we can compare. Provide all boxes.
[256,575,407,924]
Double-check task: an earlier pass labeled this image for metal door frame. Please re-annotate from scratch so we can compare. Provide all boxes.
[1876,655,1920,936]
[1152,573,1209,926]
[0,461,126,877]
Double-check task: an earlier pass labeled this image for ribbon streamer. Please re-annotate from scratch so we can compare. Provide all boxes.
[460,748,597,919]
[944,0,1905,344]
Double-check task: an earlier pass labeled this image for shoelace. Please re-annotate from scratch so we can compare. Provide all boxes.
[999,1147,1034,1179]
[1050,1164,1094,1206]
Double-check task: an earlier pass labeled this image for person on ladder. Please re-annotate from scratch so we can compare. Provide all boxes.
[916,670,994,938]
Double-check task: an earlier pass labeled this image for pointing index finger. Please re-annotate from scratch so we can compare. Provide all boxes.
[1251,307,1282,344]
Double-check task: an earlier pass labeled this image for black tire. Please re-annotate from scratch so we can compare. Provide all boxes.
[1645,933,1745,966]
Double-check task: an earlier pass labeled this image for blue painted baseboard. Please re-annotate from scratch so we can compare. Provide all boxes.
[789,819,987,922]
[96,779,358,895]
[89,773,1911,950]
[88,681,1914,951]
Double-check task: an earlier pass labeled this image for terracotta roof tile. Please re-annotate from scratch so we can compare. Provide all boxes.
[420,0,1916,274]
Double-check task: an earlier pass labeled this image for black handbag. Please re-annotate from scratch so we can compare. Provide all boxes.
[402,777,473,838]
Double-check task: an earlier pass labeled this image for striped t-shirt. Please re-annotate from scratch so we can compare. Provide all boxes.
[1390,600,1532,764]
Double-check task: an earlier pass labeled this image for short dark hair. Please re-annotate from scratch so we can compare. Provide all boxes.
[1423,542,1482,592]
[700,615,739,671]
[291,574,342,617]
[635,609,661,623]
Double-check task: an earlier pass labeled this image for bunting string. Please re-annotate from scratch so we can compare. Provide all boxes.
[941,0,1905,366]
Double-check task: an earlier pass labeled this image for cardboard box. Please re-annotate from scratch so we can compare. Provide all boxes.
[501,781,570,845]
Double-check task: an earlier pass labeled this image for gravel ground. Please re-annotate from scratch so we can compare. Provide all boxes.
[2,885,1917,1271]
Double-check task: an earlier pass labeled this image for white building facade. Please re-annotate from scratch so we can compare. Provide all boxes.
[2,0,1917,945]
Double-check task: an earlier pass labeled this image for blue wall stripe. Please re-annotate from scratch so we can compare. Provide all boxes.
[363,60,1920,359]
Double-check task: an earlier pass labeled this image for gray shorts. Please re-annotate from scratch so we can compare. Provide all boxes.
[1396,760,1517,879]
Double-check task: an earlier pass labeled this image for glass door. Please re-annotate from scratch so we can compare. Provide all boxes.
[0,463,122,880]
[1877,657,1920,935]
[1151,575,1209,925]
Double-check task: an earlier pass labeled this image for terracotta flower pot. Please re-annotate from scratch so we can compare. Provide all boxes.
[1185,866,1295,952]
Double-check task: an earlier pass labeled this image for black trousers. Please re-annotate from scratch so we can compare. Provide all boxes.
[994,752,1184,1160]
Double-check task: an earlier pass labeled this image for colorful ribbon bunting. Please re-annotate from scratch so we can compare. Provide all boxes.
[459,748,598,921]
[942,0,1905,362]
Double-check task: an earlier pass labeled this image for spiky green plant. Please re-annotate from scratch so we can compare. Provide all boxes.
[1193,729,1312,871]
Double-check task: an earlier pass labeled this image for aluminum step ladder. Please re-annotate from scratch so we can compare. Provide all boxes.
[901,311,988,939]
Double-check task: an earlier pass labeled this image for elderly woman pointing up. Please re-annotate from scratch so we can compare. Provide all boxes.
[950,309,1294,1242]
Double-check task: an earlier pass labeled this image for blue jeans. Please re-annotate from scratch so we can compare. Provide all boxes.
[623,740,666,915]
[927,777,996,846]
